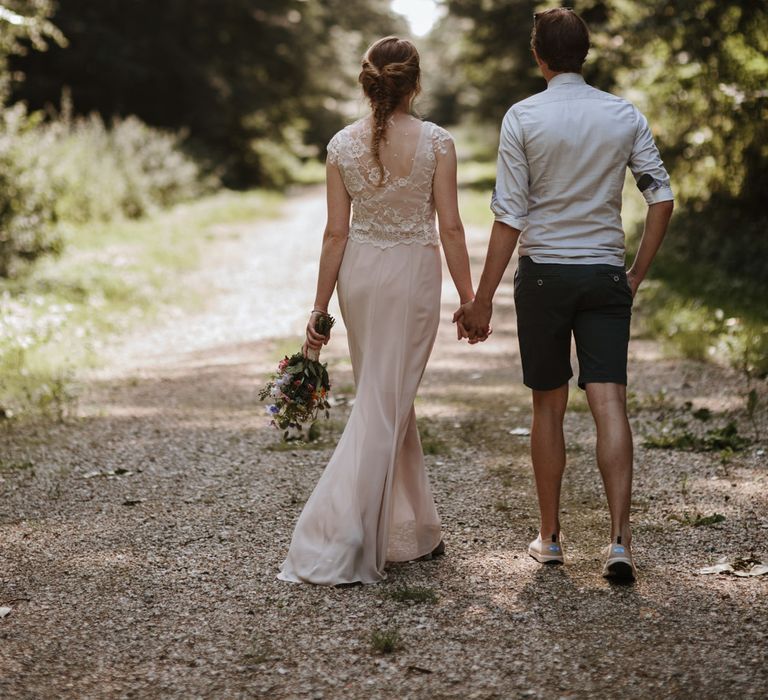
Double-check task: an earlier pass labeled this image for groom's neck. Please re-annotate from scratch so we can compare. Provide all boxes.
[541,67,570,83]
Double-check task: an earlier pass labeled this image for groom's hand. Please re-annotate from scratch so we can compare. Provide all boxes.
[453,307,479,342]
[453,300,492,343]
[626,269,641,298]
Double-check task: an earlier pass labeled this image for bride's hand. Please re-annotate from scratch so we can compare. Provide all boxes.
[306,311,329,351]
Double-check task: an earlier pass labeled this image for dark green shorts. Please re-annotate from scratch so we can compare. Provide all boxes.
[514,256,633,391]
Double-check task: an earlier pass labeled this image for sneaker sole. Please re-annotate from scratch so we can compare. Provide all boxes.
[603,560,635,581]
[528,550,564,565]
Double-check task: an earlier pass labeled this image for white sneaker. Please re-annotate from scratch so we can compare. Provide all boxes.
[602,539,637,581]
[528,533,565,565]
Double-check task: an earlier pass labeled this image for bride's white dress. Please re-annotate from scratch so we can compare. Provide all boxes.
[277,118,452,585]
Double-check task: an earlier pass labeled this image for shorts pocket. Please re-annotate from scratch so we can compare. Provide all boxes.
[515,273,562,304]
[603,270,633,302]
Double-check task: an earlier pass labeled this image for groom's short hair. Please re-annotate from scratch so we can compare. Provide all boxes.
[531,8,590,73]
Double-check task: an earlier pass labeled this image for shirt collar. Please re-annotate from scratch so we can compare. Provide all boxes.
[547,72,586,89]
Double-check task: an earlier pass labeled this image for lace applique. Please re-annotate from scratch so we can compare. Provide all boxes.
[327,120,454,250]
[431,125,453,156]
[326,132,342,166]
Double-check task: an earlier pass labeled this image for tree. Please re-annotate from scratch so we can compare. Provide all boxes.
[9,0,403,186]
[439,0,768,289]
[0,1,65,276]
[441,0,542,123]
[0,0,64,99]
[599,0,768,287]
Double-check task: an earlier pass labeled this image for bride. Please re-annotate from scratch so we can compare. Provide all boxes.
[278,36,475,585]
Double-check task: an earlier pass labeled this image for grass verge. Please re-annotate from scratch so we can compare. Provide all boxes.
[634,277,768,379]
[0,189,282,419]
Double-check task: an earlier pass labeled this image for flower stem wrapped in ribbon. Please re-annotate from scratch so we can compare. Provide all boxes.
[259,313,335,440]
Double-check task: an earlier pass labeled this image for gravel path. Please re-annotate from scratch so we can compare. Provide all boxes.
[1,189,766,699]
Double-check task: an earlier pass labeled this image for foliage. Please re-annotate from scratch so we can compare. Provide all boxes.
[644,421,749,452]
[42,111,204,223]
[638,280,768,378]
[440,1,767,373]
[0,3,65,276]
[440,0,543,124]
[387,586,439,604]
[370,627,401,654]
[10,0,405,187]
[442,1,767,212]
[0,0,64,99]
[0,189,280,418]
[0,102,207,277]
[597,1,768,297]
[417,12,473,125]
[599,1,767,208]
[0,104,60,277]
[671,512,727,527]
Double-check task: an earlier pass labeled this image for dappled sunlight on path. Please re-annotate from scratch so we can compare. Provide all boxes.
[1,189,766,699]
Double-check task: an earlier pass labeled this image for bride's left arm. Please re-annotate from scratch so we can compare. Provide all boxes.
[305,161,351,352]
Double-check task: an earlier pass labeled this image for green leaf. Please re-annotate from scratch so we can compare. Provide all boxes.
[693,513,726,527]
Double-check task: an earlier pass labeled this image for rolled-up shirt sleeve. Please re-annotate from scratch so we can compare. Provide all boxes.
[629,109,674,205]
[491,108,529,231]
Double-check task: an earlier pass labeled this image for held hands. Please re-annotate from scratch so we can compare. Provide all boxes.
[303,310,331,358]
[453,299,493,344]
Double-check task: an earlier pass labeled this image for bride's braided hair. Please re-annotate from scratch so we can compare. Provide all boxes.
[359,36,421,186]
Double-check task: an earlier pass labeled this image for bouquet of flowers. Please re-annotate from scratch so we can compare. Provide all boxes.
[259,313,335,440]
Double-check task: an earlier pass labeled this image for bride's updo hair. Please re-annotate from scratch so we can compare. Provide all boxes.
[359,36,421,185]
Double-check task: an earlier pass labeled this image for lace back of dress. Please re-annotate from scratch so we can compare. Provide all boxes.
[328,120,452,249]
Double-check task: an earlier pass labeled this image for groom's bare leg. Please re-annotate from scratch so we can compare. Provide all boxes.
[531,383,569,538]
[585,382,633,544]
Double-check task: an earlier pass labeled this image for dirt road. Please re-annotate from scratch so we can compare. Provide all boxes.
[1,189,766,699]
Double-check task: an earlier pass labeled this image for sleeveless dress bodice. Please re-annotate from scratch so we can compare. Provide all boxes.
[326,119,453,249]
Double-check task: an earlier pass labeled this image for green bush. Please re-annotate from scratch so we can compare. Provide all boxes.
[105,116,203,216]
[639,281,768,378]
[0,103,210,278]
[659,197,768,299]
[39,111,206,223]
[0,105,61,277]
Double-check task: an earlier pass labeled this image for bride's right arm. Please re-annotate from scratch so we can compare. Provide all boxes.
[434,137,474,307]
[305,160,351,352]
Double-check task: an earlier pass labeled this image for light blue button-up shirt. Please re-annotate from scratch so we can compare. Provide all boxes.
[491,72,674,266]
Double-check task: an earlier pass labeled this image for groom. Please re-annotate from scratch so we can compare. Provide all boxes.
[455,7,674,581]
